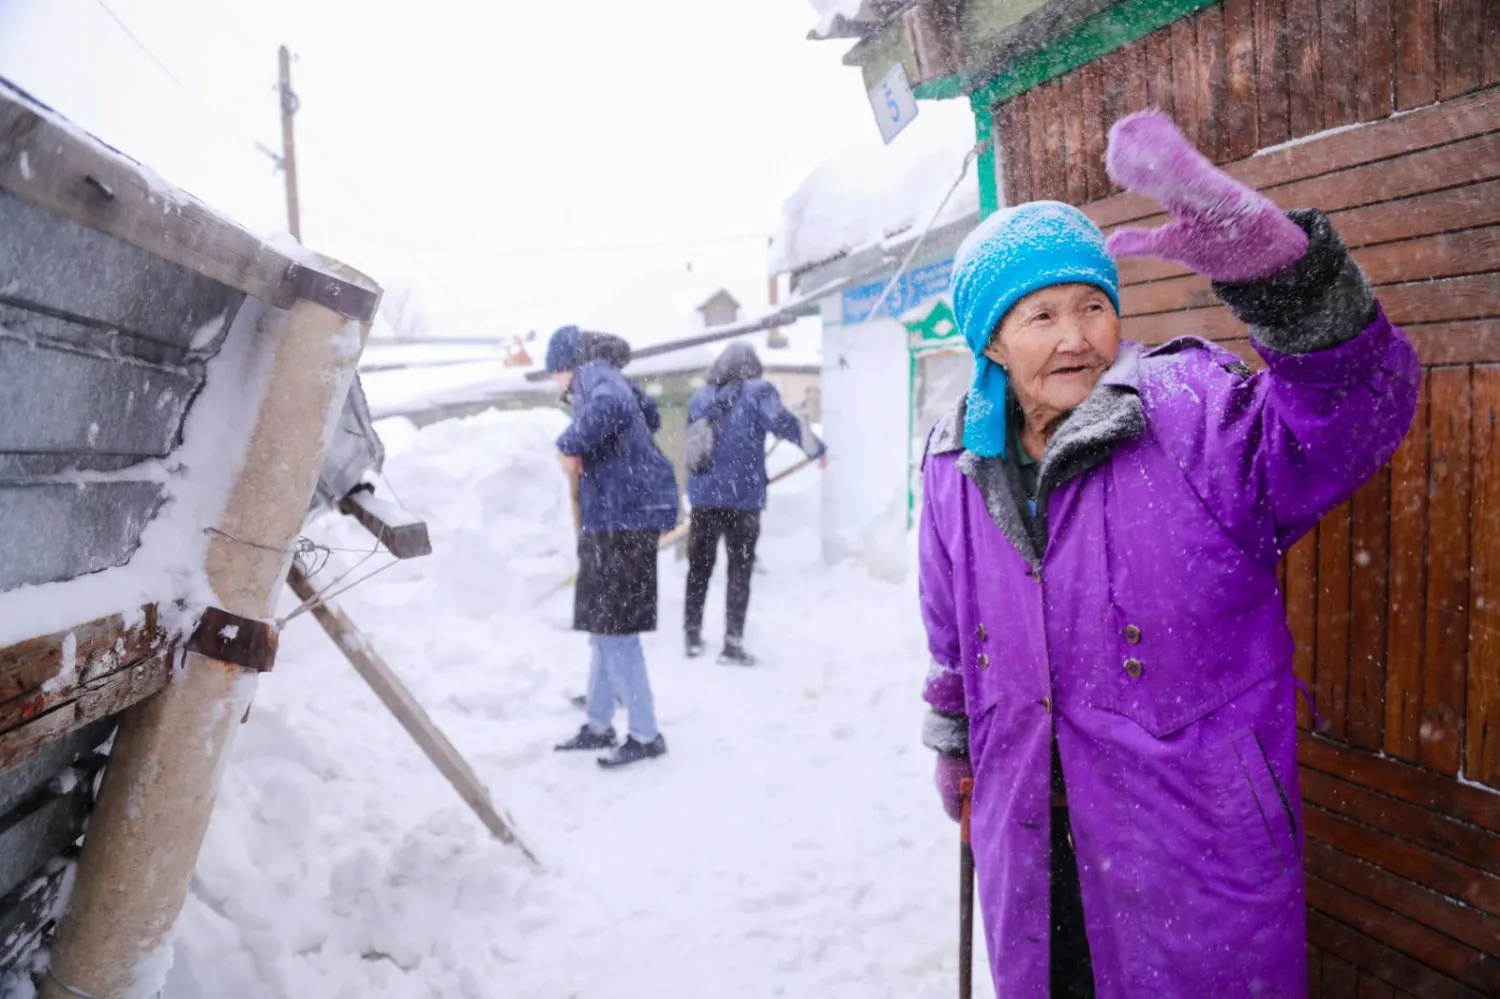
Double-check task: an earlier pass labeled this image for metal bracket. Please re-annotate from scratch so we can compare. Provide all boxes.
[287,263,381,323]
[186,607,279,672]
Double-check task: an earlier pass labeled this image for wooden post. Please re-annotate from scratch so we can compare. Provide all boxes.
[278,45,301,241]
[285,566,538,864]
[43,291,372,999]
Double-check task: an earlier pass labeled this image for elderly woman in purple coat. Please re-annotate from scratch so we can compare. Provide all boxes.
[918,112,1418,998]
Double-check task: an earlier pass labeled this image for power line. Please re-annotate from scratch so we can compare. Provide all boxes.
[297,208,771,258]
[91,0,282,166]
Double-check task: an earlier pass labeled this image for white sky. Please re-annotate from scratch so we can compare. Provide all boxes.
[0,0,876,334]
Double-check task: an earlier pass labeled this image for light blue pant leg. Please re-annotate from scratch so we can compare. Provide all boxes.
[593,634,658,742]
[584,635,617,734]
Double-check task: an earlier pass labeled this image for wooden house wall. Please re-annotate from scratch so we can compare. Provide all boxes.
[989,1,1500,995]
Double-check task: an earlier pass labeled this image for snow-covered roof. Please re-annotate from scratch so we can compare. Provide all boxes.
[587,269,819,378]
[768,97,981,277]
[623,315,823,380]
[585,269,768,350]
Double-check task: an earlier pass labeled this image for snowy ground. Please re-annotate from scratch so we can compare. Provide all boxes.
[165,409,992,999]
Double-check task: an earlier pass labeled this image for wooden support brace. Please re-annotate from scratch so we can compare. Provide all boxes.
[337,488,432,559]
[285,566,539,865]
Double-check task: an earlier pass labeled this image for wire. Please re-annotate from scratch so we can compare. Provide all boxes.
[90,0,282,166]
[313,228,774,258]
[859,138,990,324]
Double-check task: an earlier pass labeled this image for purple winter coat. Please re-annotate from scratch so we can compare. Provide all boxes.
[918,221,1418,997]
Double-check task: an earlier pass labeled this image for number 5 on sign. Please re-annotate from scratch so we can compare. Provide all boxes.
[869,62,919,145]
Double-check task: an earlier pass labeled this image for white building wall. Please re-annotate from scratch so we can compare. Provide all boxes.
[819,306,912,582]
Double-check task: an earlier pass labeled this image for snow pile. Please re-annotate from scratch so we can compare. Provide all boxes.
[769,97,981,277]
[166,408,993,998]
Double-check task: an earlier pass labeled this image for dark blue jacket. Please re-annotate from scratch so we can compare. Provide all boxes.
[557,359,679,533]
[687,345,825,511]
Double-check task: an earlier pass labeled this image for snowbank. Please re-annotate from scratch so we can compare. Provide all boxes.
[768,97,981,277]
[167,408,992,998]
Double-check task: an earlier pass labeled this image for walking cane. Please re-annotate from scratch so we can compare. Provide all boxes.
[959,776,975,999]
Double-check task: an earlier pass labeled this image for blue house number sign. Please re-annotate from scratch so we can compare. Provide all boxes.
[869,62,919,145]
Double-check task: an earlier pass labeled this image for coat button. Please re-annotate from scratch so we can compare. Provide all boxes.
[1040,696,1052,713]
[1124,657,1144,678]
[1124,624,1142,644]
[976,623,988,642]
[978,652,990,671]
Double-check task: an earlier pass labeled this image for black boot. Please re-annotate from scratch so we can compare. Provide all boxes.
[685,631,706,658]
[717,637,756,667]
[597,734,668,768]
[554,724,617,751]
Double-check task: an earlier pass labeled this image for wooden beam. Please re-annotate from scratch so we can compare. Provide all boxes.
[1308,910,1483,999]
[0,648,172,775]
[1309,875,1497,995]
[1306,840,1500,957]
[285,565,538,864]
[1300,735,1500,834]
[0,83,379,322]
[1301,769,1500,872]
[337,489,433,560]
[1303,805,1500,917]
[0,606,163,705]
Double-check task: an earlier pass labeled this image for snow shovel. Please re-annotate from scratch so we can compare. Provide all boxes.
[536,455,821,603]
[959,776,975,999]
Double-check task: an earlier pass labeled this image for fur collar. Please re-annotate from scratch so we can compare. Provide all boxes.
[923,344,1146,565]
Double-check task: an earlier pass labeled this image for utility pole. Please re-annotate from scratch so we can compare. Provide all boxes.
[277,45,302,240]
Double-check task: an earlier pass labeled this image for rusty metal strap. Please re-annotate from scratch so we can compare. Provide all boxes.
[185,607,279,672]
[286,263,380,323]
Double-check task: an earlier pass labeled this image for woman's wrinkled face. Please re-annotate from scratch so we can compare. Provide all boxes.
[983,282,1121,420]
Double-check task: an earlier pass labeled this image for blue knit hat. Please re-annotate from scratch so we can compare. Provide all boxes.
[545,325,581,373]
[950,201,1120,459]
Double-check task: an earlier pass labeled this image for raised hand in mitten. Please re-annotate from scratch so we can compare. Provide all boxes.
[1104,110,1308,284]
[934,752,972,823]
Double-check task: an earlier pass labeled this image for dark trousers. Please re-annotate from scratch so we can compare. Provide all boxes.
[684,507,761,639]
[1051,739,1096,997]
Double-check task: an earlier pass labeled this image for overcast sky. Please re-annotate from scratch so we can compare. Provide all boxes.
[0,0,876,333]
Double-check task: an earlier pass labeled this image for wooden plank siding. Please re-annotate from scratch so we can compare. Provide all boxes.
[987,2,1500,994]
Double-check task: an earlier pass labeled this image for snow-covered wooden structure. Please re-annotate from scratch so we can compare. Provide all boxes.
[0,79,381,996]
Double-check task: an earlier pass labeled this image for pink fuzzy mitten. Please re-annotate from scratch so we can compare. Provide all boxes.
[1104,110,1308,284]
[934,753,972,823]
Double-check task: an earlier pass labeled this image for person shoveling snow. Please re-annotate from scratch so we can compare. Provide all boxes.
[546,326,678,768]
[918,111,1417,997]
[682,342,826,666]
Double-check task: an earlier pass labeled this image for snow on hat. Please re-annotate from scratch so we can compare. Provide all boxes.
[950,201,1120,459]
[545,325,581,373]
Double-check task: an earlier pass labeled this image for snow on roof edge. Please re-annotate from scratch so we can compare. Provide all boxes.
[768,97,982,278]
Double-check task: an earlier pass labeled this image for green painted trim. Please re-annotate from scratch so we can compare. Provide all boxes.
[906,349,918,531]
[970,92,999,218]
[913,73,965,101]
[969,0,1219,107]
